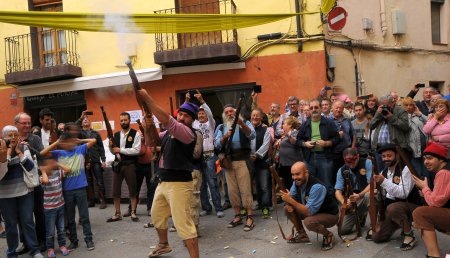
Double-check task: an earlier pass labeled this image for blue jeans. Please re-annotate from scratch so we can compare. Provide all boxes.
[254,166,272,208]
[200,155,223,212]
[307,152,334,190]
[63,188,93,244]
[44,206,66,249]
[0,192,40,258]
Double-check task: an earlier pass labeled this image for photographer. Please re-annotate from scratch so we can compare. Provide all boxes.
[369,95,410,170]
[406,84,437,116]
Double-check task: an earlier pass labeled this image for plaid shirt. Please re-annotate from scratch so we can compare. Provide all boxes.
[377,122,390,146]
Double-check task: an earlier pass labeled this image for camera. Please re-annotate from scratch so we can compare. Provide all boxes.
[415,83,425,88]
[381,106,390,116]
[85,111,93,116]
[253,85,262,93]
[4,139,10,148]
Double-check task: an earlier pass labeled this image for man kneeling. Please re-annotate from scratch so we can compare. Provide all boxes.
[281,162,339,251]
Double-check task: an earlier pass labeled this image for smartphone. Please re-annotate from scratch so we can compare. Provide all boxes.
[85,111,93,116]
[324,86,333,91]
[358,93,373,100]
[4,139,10,148]
[188,90,197,97]
[415,83,425,88]
[253,85,262,93]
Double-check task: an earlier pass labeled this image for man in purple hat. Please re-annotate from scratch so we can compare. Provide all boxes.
[137,89,200,258]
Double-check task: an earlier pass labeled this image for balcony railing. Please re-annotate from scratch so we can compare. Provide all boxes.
[154,0,238,52]
[4,29,79,74]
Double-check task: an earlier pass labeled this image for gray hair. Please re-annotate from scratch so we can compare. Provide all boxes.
[379,94,394,103]
[2,125,18,138]
[14,112,30,124]
[424,87,437,93]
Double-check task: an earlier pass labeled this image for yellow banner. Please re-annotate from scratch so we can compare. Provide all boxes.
[0,11,320,34]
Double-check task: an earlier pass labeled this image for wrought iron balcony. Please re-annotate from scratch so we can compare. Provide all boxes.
[4,29,82,85]
[154,0,241,67]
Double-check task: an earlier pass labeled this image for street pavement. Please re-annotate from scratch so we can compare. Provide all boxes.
[1,203,449,258]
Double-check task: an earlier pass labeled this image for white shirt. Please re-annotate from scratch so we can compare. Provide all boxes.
[119,129,141,156]
[41,128,50,147]
[192,103,215,152]
[380,165,414,200]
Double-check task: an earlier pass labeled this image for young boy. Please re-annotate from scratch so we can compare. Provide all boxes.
[40,159,71,258]
[40,124,96,252]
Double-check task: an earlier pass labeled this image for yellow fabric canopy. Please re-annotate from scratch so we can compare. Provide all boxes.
[0,11,320,34]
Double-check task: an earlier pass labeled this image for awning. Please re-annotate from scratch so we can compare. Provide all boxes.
[18,67,162,97]
[0,11,319,33]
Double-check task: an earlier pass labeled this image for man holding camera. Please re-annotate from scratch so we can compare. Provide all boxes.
[369,95,410,169]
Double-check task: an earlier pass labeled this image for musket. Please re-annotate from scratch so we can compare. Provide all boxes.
[338,169,362,242]
[126,61,161,148]
[368,154,385,234]
[49,118,59,145]
[169,96,174,118]
[396,146,419,177]
[100,106,121,162]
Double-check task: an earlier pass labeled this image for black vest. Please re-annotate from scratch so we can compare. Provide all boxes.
[192,130,202,168]
[381,164,424,206]
[158,128,197,182]
[254,124,269,168]
[429,164,450,208]
[340,158,369,195]
[113,129,138,162]
[218,124,251,160]
[300,176,339,215]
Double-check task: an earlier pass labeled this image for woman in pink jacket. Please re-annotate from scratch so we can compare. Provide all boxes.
[423,99,450,150]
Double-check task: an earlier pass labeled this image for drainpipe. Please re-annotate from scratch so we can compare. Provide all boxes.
[355,62,360,96]
[295,0,303,52]
[380,0,387,37]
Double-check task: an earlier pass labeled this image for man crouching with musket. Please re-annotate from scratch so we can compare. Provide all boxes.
[281,162,339,251]
[136,89,199,258]
[369,144,422,251]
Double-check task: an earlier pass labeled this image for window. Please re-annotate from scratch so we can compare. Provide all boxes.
[36,3,68,67]
[430,0,447,44]
[429,81,445,93]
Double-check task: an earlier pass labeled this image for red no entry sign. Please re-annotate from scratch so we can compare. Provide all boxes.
[328,7,348,31]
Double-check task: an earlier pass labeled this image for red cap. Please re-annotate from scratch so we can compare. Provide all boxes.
[423,142,448,161]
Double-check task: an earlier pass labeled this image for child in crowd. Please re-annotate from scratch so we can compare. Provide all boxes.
[40,159,71,258]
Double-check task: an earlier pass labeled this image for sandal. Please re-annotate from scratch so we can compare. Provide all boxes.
[131,210,139,222]
[227,214,242,228]
[365,229,373,241]
[400,232,416,251]
[148,243,172,257]
[287,230,310,243]
[321,233,335,251]
[143,222,154,228]
[106,211,122,223]
[243,216,255,232]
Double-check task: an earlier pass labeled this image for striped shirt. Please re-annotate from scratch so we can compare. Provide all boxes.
[42,170,65,210]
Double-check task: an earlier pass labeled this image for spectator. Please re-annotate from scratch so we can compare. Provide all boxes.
[249,108,272,219]
[0,127,44,258]
[364,95,379,117]
[35,108,55,148]
[302,103,311,120]
[423,99,450,150]
[443,84,450,101]
[407,86,437,116]
[268,102,282,139]
[402,97,428,178]
[40,124,97,251]
[351,102,370,158]
[321,98,333,119]
[57,123,65,132]
[276,116,303,190]
[297,99,340,189]
[369,95,410,169]
[276,96,303,137]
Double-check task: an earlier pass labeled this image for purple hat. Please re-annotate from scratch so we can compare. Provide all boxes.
[178,102,199,120]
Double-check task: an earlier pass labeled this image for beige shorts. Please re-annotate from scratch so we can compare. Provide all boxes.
[150,181,197,240]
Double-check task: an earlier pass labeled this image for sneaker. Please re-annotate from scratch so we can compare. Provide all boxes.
[199,210,211,217]
[86,241,95,251]
[33,253,44,258]
[216,211,224,218]
[262,208,270,219]
[47,249,56,258]
[67,242,78,251]
[169,226,177,232]
[222,202,232,210]
[60,246,70,256]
